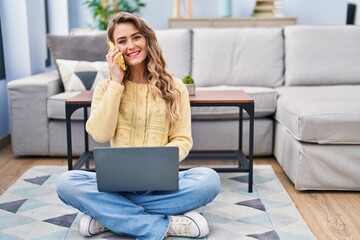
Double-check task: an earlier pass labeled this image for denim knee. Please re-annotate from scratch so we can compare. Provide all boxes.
[190,167,221,202]
[203,167,221,198]
[56,171,72,200]
[56,170,84,203]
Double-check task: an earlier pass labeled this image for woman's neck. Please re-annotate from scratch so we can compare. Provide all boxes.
[129,74,148,84]
[128,65,148,84]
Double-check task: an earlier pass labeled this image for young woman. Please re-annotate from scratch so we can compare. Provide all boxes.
[56,12,220,239]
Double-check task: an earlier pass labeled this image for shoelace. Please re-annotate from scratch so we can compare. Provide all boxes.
[167,216,192,236]
[90,218,107,234]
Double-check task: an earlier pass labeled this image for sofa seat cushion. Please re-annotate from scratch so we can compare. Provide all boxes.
[192,28,284,88]
[48,91,87,120]
[275,85,360,144]
[191,86,277,119]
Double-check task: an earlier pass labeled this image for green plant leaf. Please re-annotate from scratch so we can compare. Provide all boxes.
[182,75,195,84]
[82,0,146,30]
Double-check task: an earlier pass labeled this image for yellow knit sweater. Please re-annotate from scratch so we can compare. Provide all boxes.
[86,78,193,161]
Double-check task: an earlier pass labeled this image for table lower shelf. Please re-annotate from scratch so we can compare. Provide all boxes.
[72,150,251,172]
[184,150,249,171]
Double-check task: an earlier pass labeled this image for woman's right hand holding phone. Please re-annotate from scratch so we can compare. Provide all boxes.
[107,41,127,84]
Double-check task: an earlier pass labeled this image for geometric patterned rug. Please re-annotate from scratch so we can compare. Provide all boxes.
[0,165,316,240]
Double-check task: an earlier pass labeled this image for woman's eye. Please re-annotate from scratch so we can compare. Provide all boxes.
[118,40,126,45]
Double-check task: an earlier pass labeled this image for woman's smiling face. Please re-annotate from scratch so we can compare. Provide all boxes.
[113,22,147,68]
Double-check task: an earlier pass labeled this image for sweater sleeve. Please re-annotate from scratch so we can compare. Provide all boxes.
[86,80,124,143]
[165,80,193,161]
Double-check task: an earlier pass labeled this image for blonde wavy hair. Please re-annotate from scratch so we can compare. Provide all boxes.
[107,12,181,130]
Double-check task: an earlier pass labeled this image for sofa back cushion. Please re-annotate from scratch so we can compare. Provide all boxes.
[156,29,191,79]
[192,28,284,87]
[47,33,108,65]
[284,26,360,86]
[47,29,191,82]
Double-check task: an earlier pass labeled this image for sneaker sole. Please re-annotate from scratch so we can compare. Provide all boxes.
[184,212,209,238]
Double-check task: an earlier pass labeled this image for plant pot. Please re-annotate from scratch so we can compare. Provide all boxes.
[185,84,196,96]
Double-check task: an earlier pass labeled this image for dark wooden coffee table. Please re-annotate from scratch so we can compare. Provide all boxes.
[66,89,254,192]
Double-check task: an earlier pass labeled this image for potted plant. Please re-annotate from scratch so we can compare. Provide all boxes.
[83,0,146,30]
[182,75,196,96]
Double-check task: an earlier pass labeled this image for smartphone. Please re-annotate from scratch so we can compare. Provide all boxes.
[108,41,127,71]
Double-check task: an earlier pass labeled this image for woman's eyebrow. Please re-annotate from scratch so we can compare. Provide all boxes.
[131,32,141,37]
[116,32,142,41]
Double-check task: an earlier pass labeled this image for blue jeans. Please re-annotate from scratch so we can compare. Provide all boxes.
[56,167,220,240]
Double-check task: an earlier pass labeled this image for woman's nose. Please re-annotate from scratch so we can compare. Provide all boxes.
[127,40,135,50]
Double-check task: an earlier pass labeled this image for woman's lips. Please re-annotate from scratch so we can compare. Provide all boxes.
[127,51,140,58]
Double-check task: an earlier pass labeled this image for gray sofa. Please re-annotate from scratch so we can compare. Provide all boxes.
[7,26,360,190]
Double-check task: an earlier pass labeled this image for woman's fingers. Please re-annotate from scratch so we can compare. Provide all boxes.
[106,48,119,62]
[107,49,125,83]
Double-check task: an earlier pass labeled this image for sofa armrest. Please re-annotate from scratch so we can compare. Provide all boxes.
[7,70,62,155]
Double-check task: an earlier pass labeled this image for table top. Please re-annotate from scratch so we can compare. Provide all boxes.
[65,91,93,105]
[66,89,254,105]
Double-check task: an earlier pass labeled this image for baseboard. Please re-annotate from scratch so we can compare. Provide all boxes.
[0,134,11,150]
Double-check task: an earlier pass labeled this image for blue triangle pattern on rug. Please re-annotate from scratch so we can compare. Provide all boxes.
[247,230,280,240]
[230,175,248,183]
[0,199,27,213]
[235,198,266,211]
[0,165,316,240]
[24,175,51,185]
[44,213,78,228]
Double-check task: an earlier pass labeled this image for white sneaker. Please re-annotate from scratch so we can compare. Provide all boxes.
[78,213,108,236]
[167,212,209,238]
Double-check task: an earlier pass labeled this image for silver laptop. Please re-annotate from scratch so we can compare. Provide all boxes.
[93,146,179,192]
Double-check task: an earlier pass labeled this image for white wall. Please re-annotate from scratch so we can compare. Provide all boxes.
[0,80,9,138]
[68,0,93,29]
[27,0,47,74]
[68,0,349,30]
[1,0,47,79]
[68,0,257,30]
[0,0,47,138]
[47,0,70,34]
[141,0,256,29]
[1,0,32,80]
[284,0,347,25]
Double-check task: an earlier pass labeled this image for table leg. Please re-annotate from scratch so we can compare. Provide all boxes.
[238,106,243,167]
[83,107,89,169]
[245,103,255,193]
[66,105,74,170]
